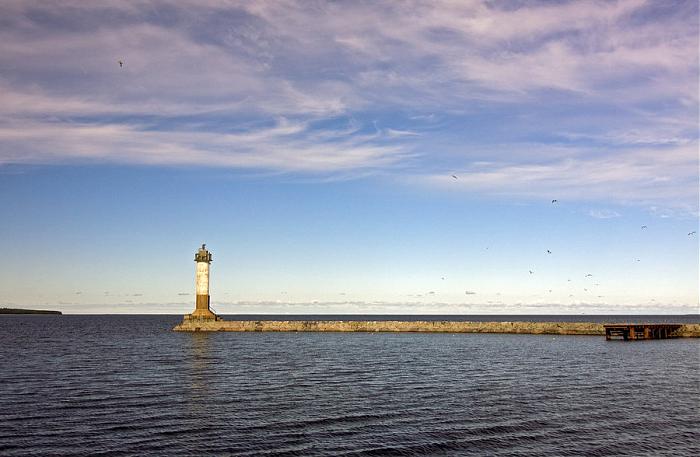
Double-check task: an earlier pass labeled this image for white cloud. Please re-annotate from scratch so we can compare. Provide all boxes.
[0,0,696,209]
[183,299,700,315]
[0,118,408,173]
[588,209,622,219]
[385,128,420,138]
[420,143,698,207]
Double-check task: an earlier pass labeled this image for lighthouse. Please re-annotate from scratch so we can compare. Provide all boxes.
[189,244,218,320]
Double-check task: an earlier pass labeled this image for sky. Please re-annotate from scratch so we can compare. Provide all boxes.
[0,0,698,315]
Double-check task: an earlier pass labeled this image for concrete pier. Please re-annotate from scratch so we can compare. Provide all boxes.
[173,319,700,336]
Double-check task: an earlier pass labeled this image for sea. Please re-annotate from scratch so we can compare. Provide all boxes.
[1,314,698,456]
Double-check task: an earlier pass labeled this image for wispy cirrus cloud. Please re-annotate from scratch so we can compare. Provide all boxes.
[588,209,622,219]
[0,0,696,207]
[421,143,697,210]
[0,118,410,173]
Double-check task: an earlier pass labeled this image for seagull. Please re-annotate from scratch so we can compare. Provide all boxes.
[546,249,552,254]
[452,175,458,179]
[689,231,697,236]
[551,199,558,204]
[118,60,123,68]
[585,274,593,277]
[641,225,647,229]
[529,270,534,274]
[636,259,641,262]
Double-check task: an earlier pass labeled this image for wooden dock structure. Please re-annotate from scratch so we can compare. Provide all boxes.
[604,323,682,341]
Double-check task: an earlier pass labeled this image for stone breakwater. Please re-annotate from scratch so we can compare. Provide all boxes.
[173,320,700,337]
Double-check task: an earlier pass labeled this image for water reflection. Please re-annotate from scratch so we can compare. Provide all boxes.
[186,332,213,404]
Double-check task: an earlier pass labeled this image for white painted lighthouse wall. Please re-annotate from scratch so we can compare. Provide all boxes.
[195,262,209,296]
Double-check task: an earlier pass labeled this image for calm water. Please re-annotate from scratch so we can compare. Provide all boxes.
[1,315,698,456]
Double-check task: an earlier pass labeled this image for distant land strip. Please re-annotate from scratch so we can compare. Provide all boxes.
[174,320,700,337]
[0,308,62,315]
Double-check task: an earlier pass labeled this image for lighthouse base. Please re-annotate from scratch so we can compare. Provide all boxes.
[183,309,221,321]
[186,294,219,320]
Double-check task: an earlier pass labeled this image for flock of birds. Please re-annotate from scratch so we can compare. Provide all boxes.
[278,178,698,303]
[524,199,696,300]
[450,172,698,302]
[396,193,698,304]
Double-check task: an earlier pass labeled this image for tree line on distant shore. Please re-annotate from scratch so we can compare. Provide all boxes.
[0,308,61,315]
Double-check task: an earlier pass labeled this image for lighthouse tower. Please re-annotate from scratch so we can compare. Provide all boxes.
[189,244,217,320]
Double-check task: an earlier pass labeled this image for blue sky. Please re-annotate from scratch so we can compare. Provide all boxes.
[0,0,697,314]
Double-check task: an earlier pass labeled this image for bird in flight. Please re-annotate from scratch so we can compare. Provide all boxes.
[551,199,558,204]
[118,60,123,67]
[689,231,697,236]
[585,274,593,277]
[452,175,458,179]
[641,225,647,229]
[529,270,534,275]
[546,249,552,254]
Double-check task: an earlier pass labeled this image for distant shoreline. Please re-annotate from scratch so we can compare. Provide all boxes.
[0,308,62,315]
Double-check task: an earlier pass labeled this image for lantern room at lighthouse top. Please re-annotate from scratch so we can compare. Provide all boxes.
[194,244,212,263]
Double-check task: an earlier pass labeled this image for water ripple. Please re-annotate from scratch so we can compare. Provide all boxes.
[1,315,698,456]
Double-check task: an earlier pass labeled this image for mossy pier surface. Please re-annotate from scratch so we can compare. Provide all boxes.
[173,319,700,337]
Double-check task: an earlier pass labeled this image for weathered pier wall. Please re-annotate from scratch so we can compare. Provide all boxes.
[173,319,700,337]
